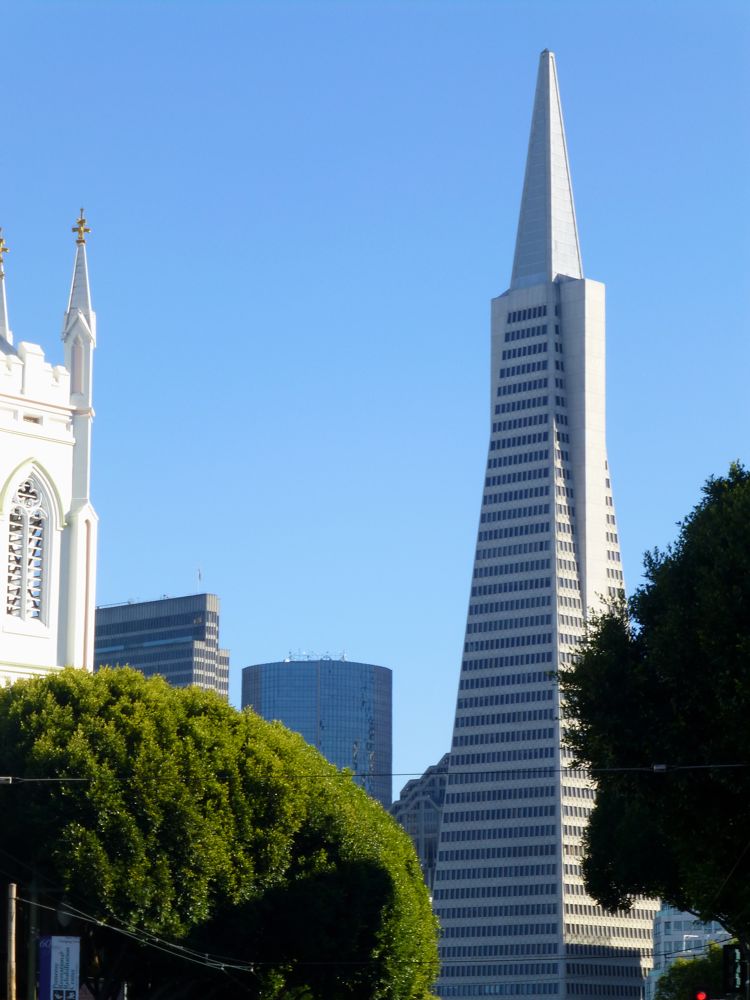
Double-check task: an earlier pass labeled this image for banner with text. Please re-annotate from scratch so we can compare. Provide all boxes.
[39,935,80,1000]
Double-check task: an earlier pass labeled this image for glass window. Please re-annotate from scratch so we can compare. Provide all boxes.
[7,478,47,621]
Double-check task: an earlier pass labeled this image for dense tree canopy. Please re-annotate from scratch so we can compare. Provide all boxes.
[653,943,723,1000]
[0,668,438,999]
[559,465,750,948]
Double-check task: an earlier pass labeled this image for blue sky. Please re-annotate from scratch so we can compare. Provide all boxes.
[3,0,749,797]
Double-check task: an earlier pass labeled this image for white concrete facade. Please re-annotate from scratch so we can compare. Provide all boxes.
[433,52,658,999]
[0,223,97,683]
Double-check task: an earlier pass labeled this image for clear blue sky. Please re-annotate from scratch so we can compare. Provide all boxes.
[4,0,749,798]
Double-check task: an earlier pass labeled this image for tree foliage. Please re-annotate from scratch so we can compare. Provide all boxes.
[653,943,723,1000]
[559,464,750,947]
[0,668,438,999]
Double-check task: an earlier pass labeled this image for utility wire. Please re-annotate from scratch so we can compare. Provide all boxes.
[0,763,746,783]
[0,776,89,784]
[18,898,256,974]
[706,834,750,913]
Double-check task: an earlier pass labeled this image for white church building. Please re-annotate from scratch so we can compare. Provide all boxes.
[0,213,97,683]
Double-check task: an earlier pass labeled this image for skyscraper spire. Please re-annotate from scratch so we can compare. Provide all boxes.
[65,209,93,322]
[510,49,583,289]
[0,228,12,346]
[430,51,657,1000]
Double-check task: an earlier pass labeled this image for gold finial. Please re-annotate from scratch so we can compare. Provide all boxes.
[0,228,8,280]
[72,208,91,245]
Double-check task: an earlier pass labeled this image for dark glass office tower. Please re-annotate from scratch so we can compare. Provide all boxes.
[242,656,392,808]
[95,593,229,699]
[390,753,450,891]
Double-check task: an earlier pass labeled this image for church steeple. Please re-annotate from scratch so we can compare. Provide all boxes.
[0,228,12,346]
[65,209,93,324]
[510,49,583,290]
[0,213,99,682]
[63,210,96,411]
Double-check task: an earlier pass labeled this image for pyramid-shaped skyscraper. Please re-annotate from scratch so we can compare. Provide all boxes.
[432,51,658,999]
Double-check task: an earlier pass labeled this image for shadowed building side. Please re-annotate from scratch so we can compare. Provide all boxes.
[390,753,450,892]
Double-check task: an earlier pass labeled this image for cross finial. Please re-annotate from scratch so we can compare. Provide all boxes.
[0,228,8,280]
[72,208,91,245]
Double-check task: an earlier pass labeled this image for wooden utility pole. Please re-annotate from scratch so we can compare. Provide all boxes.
[7,883,17,1000]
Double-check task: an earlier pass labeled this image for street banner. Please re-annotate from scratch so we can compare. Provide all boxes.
[39,935,80,1000]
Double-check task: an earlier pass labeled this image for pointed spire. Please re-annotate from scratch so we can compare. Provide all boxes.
[0,228,12,346]
[510,50,583,290]
[66,209,93,321]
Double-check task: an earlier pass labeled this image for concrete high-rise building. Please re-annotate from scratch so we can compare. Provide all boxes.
[95,593,229,699]
[242,655,392,809]
[432,51,658,998]
[390,753,449,892]
[0,214,98,683]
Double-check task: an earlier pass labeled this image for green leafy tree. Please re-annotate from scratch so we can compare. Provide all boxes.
[0,668,438,999]
[653,942,723,1000]
[559,464,750,949]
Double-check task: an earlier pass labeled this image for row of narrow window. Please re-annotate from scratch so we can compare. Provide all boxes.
[566,963,644,978]
[507,305,547,324]
[476,522,550,545]
[471,577,552,597]
[489,430,549,450]
[455,707,554,730]
[502,341,549,361]
[453,726,555,748]
[495,393,548,415]
[440,940,559,959]
[464,632,552,654]
[434,871,557,899]
[483,484,550,504]
[448,765,556,787]
[465,614,552,635]
[438,844,557,868]
[504,324,548,344]
[440,984,559,997]
[441,961,559,980]
[567,986,641,997]
[450,745,556,767]
[457,688,553,710]
[459,667,552,691]
[446,782,555,804]
[499,359,548,378]
[474,556,551,580]
[484,467,550,488]
[442,922,558,939]
[468,594,551,616]
[565,922,653,941]
[440,902,558,920]
[442,804,556,825]
[481,501,549,524]
[492,412,549,435]
[461,651,553,673]
[474,543,550,565]
[496,377,548,397]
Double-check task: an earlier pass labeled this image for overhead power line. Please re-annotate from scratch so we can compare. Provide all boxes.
[0,763,745,785]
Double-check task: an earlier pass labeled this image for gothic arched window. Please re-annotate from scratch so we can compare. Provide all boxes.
[6,478,47,621]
